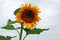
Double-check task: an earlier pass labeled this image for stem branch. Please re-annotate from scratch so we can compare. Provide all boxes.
[15,29,20,36]
[23,34,27,40]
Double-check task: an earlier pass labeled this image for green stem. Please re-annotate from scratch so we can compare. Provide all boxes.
[15,29,20,37]
[23,34,27,40]
[20,22,23,40]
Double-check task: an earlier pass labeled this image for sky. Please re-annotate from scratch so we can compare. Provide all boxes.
[0,0,60,40]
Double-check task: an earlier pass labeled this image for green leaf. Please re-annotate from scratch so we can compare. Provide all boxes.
[7,19,16,25]
[0,36,13,40]
[14,8,21,15]
[1,19,20,30]
[2,25,15,30]
[0,36,6,40]
[24,28,49,35]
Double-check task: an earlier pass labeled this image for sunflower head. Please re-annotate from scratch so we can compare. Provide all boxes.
[16,3,41,29]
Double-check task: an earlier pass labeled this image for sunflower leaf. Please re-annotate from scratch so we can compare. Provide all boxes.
[14,8,21,15]
[7,19,16,25]
[2,19,20,30]
[2,25,15,30]
[0,36,14,40]
[1,24,21,30]
[24,28,49,35]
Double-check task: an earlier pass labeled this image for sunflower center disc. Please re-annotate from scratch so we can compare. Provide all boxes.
[21,10,35,23]
[25,10,34,18]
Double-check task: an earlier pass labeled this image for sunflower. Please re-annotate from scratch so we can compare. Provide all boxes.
[16,3,41,29]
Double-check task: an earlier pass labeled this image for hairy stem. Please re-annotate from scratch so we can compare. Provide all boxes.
[20,22,23,40]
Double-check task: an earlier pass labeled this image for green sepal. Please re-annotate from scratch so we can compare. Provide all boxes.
[14,8,21,15]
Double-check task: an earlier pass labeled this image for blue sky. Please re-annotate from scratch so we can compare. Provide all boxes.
[0,0,60,40]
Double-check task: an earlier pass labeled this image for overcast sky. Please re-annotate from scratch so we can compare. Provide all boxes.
[0,0,60,40]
